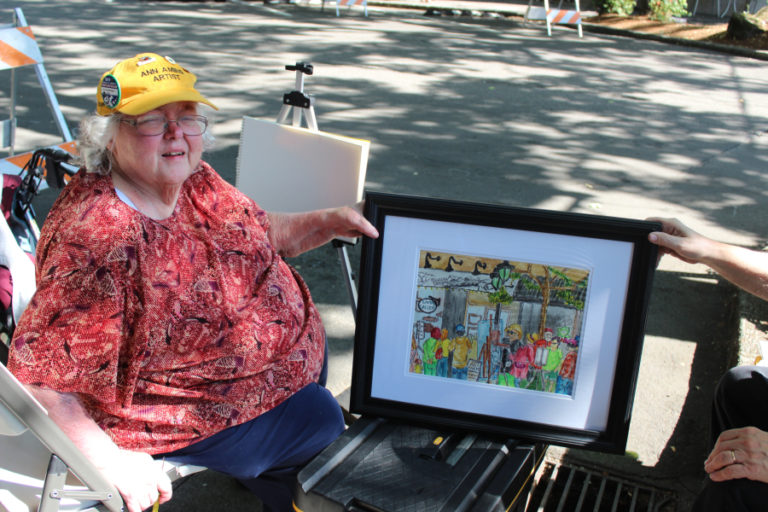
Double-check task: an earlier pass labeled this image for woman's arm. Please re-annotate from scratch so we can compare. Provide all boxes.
[267,204,379,258]
[27,385,172,512]
[648,217,768,301]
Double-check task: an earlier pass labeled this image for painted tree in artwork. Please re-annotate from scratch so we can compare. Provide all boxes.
[513,265,587,337]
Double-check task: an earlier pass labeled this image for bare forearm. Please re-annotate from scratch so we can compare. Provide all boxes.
[648,217,768,301]
[267,206,378,258]
[702,241,768,301]
[26,386,120,467]
[267,211,335,258]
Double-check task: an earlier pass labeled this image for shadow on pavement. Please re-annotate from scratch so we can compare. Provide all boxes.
[2,1,766,510]
[560,269,739,508]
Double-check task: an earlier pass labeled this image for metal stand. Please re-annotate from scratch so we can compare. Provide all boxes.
[276,62,358,317]
[276,62,318,132]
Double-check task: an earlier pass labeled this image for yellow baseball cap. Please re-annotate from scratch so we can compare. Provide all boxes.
[96,53,218,116]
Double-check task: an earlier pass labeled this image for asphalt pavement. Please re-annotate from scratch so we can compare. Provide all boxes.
[2,0,768,510]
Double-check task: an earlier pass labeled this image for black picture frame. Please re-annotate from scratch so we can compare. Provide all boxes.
[351,192,659,454]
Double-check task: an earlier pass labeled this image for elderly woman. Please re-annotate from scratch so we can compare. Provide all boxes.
[7,53,378,512]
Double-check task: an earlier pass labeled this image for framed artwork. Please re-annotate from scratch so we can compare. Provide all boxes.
[350,192,659,453]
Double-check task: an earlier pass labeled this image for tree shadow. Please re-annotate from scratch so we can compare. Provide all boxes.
[2,2,766,509]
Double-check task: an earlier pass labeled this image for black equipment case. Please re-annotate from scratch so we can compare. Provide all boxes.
[293,416,545,512]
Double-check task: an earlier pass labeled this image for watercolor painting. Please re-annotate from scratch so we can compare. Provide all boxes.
[409,250,589,397]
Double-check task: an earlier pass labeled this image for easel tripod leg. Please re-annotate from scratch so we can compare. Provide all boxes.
[335,243,358,317]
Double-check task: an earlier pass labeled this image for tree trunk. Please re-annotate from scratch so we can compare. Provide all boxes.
[538,268,551,338]
[727,11,767,40]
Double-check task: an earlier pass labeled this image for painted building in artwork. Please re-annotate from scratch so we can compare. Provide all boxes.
[410,250,588,394]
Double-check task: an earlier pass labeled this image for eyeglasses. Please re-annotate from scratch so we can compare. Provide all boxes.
[121,115,208,136]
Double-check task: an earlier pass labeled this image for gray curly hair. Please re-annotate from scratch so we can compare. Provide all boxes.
[74,109,216,175]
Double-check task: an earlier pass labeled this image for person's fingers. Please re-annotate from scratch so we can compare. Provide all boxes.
[647,217,693,238]
[336,207,378,239]
[120,494,141,512]
[156,465,173,502]
[709,461,750,482]
[148,490,160,509]
[704,446,737,473]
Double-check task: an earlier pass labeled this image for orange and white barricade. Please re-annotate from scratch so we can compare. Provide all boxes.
[336,0,368,16]
[0,26,42,70]
[525,0,583,38]
[1,8,72,158]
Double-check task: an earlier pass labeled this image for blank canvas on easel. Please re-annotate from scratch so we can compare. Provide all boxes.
[235,117,369,213]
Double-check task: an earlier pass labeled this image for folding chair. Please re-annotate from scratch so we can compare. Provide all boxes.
[0,360,123,512]
[0,360,207,512]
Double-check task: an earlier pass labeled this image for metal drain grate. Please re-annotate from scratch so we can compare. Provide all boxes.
[525,461,677,512]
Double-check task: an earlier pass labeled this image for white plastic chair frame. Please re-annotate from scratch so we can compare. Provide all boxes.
[0,363,124,512]
[1,362,206,512]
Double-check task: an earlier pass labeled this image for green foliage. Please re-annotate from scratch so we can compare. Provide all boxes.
[488,287,514,305]
[511,272,541,292]
[596,0,636,16]
[648,0,688,21]
[548,267,573,285]
[555,289,585,310]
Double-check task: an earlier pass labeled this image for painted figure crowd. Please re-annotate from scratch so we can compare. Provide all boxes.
[410,321,579,396]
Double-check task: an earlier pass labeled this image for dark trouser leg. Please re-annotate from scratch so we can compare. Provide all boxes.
[161,383,344,512]
[710,366,768,445]
[692,479,768,512]
[691,366,768,511]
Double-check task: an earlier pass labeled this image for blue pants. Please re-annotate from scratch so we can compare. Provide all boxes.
[436,358,448,377]
[452,366,468,380]
[159,353,344,511]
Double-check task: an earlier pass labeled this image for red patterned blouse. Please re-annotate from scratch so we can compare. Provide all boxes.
[8,162,325,454]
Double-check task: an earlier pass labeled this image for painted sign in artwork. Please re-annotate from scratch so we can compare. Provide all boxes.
[410,250,590,397]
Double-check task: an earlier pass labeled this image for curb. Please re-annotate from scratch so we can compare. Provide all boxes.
[580,22,768,61]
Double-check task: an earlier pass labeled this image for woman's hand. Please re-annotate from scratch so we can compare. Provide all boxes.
[268,203,379,258]
[97,451,172,512]
[647,217,768,301]
[704,427,768,484]
[647,217,715,265]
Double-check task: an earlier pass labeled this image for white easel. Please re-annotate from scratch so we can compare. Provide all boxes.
[275,62,360,317]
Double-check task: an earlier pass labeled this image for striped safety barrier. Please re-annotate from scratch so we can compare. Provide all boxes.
[0,26,43,71]
[336,0,368,16]
[525,4,583,37]
[547,8,581,24]
[1,8,74,157]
